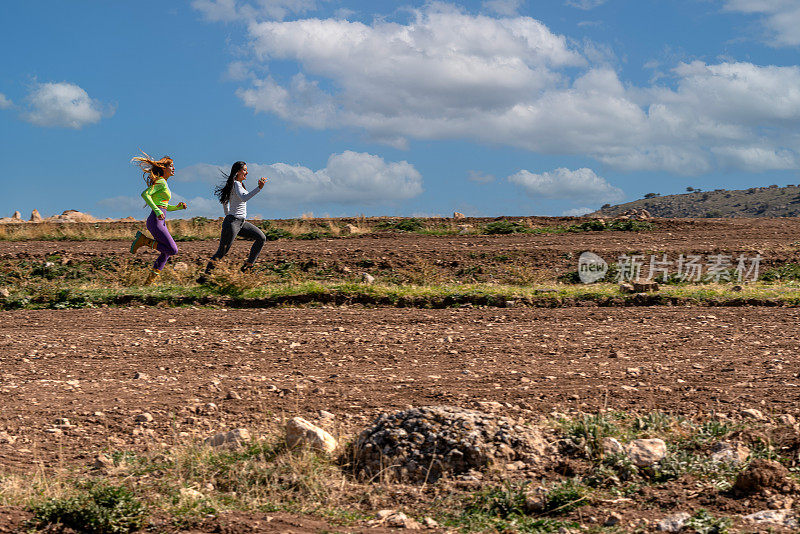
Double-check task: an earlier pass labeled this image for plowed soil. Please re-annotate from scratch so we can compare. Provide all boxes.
[2,217,800,275]
[2,305,800,531]
[3,217,800,531]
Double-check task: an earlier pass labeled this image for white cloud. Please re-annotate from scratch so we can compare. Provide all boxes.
[192,0,324,21]
[509,168,624,202]
[482,0,524,16]
[565,0,607,10]
[562,206,594,216]
[468,170,496,183]
[723,0,800,46]
[243,5,584,118]
[178,151,423,206]
[174,163,228,184]
[22,82,111,129]
[199,2,800,174]
[711,146,798,171]
[0,93,12,109]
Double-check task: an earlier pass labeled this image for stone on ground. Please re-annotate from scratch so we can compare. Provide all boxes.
[286,417,337,453]
[742,509,798,528]
[352,405,553,483]
[710,441,750,465]
[627,438,667,467]
[601,437,624,456]
[656,512,690,532]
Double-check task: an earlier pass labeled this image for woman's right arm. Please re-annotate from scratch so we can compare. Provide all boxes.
[237,181,262,202]
[141,183,164,217]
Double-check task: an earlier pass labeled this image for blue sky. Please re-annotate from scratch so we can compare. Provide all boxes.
[2,0,800,219]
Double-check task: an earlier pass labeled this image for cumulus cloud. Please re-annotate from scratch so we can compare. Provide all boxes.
[198,2,800,175]
[0,93,12,109]
[178,151,423,206]
[508,168,624,202]
[22,82,112,129]
[723,0,800,46]
[711,146,798,171]
[565,0,607,10]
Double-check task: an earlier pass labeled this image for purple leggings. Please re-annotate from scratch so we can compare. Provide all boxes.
[146,211,178,271]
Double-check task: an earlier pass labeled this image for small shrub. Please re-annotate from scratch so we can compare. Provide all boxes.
[261,225,292,241]
[630,411,676,435]
[543,479,587,514]
[685,509,732,534]
[585,453,639,488]
[605,219,652,231]
[483,220,526,234]
[760,263,800,282]
[572,220,606,232]
[561,413,620,458]
[456,482,576,532]
[465,481,528,519]
[296,231,330,240]
[28,481,148,534]
[376,218,424,232]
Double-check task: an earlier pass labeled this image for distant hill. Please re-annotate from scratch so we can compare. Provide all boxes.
[591,184,800,218]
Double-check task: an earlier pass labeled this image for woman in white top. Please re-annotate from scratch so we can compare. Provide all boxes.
[203,161,267,276]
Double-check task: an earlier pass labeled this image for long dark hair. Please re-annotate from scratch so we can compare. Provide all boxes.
[214,161,246,204]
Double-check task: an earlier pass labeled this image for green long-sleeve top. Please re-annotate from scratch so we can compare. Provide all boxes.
[141,178,181,218]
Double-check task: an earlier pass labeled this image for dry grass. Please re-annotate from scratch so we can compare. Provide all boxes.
[500,264,558,285]
[326,221,342,237]
[0,223,136,241]
[0,424,377,528]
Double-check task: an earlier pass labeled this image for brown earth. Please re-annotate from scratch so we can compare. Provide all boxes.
[2,305,800,531]
[2,217,800,277]
[3,217,800,531]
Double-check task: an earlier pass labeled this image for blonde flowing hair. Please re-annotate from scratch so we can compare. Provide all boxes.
[131,150,173,187]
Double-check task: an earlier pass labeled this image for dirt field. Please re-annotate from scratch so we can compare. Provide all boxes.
[2,217,800,277]
[3,218,800,532]
[2,305,800,531]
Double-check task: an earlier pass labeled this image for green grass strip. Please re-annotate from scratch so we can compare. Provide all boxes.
[3,281,800,309]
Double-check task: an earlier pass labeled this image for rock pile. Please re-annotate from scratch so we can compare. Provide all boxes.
[618,208,651,220]
[0,210,106,224]
[351,405,552,483]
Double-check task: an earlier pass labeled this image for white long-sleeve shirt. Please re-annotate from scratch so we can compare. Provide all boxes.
[223,181,261,219]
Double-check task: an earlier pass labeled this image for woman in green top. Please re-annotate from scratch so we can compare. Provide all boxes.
[129,152,187,284]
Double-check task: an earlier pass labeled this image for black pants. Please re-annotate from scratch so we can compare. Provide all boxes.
[211,215,266,265]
